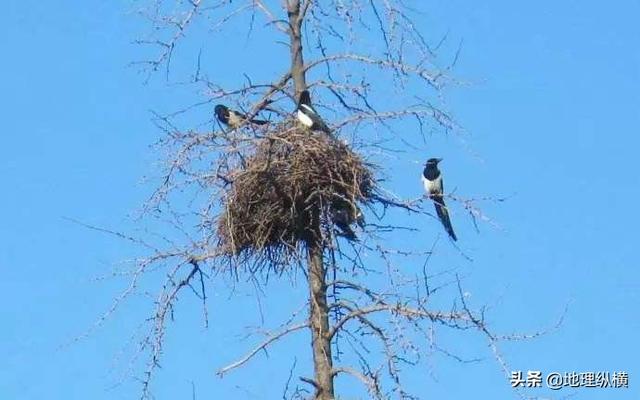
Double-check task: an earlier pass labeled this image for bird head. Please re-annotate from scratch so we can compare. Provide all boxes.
[214,104,228,119]
[298,90,311,107]
[425,158,443,166]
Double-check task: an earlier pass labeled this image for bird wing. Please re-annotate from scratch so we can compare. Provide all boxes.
[314,117,331,133]
[300,104,331,133]
[335,221,357,240]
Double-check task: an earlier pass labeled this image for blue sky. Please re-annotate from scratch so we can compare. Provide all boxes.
[1,1,638,399]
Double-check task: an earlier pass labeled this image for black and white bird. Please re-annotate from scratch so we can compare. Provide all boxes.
[296,90,331,134]
[422,158,457,241]
[331,202,365,241]
[214,104,268,129]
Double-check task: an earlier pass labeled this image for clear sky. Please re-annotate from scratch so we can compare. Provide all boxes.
[1,1,638,399]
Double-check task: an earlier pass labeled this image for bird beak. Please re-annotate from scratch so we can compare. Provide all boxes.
[436,158,443,163]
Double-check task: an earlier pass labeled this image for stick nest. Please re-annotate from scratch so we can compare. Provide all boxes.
[217,124,375,261]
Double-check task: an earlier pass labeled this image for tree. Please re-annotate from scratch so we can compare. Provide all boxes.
[96,1,558,399]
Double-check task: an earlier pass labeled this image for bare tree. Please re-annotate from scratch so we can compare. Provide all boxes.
[87,1,562,399]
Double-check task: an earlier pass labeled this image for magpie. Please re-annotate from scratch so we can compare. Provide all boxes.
[296,90,331,134]
[331,202,365,241]
[214,104,268,129]
[422,158,457,241]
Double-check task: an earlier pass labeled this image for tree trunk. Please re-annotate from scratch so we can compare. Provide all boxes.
[287,2,334,398]
[287,0,307,97]
[307,241,335,400]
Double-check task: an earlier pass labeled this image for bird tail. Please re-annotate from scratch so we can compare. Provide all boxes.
[433,196,457,241]
[250,118,268,125]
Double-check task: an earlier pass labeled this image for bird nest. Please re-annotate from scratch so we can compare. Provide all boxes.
[217,124,375,263]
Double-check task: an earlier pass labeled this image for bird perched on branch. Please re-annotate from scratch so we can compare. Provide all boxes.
[422,158,457,241]
[331,202,365,241]
[296,90,331,134]
[214,104,268,129]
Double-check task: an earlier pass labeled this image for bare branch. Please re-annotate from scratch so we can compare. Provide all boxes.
[217,322,309,377]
